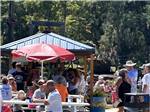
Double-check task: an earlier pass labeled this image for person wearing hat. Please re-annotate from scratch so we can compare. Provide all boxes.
[32,79,46,112]
[124,60,138,93]
[8,76,17,92]
[32,79,46,101]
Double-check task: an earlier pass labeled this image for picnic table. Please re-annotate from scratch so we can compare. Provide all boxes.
[124,93,150,112]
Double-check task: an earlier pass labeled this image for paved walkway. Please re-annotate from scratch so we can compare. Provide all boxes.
[106,108,118,112]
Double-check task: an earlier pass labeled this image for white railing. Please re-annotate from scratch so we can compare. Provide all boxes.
[2,99,90,112]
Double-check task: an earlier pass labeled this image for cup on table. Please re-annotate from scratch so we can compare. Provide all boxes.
[25,99,30,103]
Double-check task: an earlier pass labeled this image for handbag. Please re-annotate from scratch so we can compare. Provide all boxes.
[112,91,122,108]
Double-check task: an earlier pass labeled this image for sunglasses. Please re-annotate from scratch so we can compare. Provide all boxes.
[38,82,44,85]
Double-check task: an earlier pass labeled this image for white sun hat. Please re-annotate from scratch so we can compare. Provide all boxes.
[124,60,136,67]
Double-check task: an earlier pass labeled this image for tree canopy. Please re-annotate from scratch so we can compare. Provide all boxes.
[1,1,150,66]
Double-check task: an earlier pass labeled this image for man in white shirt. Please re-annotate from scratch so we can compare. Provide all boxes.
[142,63,150,94]
[44,80,62,112]
[141,63,150,112]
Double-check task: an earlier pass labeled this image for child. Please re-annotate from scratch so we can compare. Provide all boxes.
[13,90,26,112]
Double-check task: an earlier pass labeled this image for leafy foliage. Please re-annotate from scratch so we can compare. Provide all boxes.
[1,1,150,65]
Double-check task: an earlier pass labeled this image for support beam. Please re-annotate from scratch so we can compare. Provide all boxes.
[83,56,88,80]
[89,54,94,103]
[7,1,14,43]
[31,21,65,27]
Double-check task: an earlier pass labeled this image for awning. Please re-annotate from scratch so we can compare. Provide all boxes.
[1,32,95,55]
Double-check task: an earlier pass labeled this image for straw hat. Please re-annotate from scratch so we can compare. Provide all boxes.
[124,60,136,67]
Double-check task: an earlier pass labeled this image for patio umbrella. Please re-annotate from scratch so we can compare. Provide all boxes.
[12,43,75,78]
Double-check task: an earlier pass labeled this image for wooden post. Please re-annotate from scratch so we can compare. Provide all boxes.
[89,54,94,103]
[84,56,87,80]
[8,1,14,42]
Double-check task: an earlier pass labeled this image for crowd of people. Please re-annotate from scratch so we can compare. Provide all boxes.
[113,60,150,112]
[0,60,150,112]
[85,60,150,112]
[0,62,87,112]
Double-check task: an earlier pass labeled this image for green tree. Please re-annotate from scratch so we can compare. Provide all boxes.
[1,1,150,65]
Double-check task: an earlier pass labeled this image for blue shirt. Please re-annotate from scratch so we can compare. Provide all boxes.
[128,69,138,93]
[0,84,12,100]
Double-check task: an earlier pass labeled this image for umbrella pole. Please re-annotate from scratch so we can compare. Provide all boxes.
[41,61,44,79]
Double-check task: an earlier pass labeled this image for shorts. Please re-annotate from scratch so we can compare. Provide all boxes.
[144,96,150,103]
[144,96,150,111]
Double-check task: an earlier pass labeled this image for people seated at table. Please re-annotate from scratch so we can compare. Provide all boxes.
[13,90,26,112]
[32,79,46,101]
[55,76,69,102]
[8,61,17,75]
[0,76,12,100]
[8,76,17,92]
[115,69,131,112]
[12,62,27,91]
[32,79,46,112]
[44,80,62,112]
[124,60,138,93]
